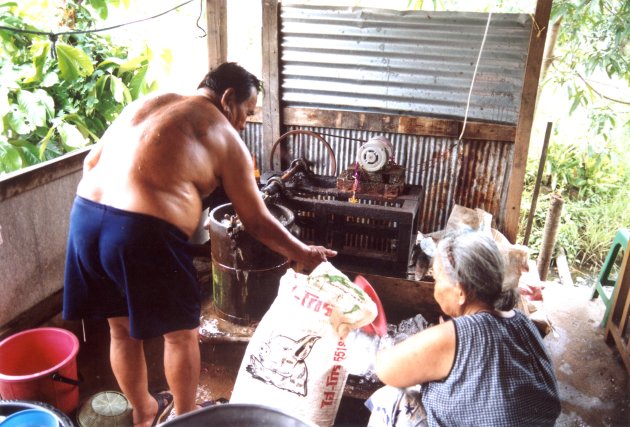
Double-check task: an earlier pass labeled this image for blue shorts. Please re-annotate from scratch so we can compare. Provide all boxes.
[62,196,200,339]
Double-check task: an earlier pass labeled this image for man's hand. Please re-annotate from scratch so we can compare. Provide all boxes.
[295,245,337,272]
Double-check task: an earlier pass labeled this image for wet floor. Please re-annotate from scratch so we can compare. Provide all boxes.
[540,281,630,426]
[43,279,630,427]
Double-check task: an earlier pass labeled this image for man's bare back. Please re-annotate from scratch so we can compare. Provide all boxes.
[77,91,243,237]
[64,63,336,427]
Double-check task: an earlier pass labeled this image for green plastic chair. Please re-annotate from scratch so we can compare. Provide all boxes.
[591,228,630,326]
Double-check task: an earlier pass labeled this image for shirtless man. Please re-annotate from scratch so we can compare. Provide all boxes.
[63,62,336,426]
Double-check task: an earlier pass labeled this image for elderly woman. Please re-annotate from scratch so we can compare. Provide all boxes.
[367,231,561,427]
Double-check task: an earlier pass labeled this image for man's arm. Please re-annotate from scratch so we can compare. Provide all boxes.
[219,132,335,270]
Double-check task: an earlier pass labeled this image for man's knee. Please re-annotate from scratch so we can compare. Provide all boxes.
[108,316,133,340]
[163,328,198,346]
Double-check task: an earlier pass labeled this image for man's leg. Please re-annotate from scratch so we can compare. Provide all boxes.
[163,328,200,416]
[108,317,156,427]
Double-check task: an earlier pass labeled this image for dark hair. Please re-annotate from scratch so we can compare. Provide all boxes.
[198,62,262,103]
[436,230,516,310]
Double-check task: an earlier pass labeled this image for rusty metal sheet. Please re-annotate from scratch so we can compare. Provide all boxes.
[249,126,514,233]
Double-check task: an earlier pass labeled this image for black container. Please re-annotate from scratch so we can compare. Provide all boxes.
[161,403,315,426]
[208,203,295,325]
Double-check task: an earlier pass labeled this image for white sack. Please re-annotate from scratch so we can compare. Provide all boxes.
[230,262,377,427]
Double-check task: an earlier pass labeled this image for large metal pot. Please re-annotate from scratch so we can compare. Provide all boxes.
[208,203,295,325]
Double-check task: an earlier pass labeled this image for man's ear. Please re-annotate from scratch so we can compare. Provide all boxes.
[220,87,235,109]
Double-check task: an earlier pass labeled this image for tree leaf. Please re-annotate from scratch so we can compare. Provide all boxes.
[17,89,50,128]
[97,57,123,71]
[62,113,100,141]
[0,142,23,172]
[119,55,146,74]
[95,74,111,98]
[568,93,582,114]
[58,122,88,152]
[8,138,29,147]
[55,42,94,81]
[33,88,55,119]
[40,72,59,87]
[24,40,50,83]
[38,125,57,159]
[128,64,148,99]
[109,74,131,104]
[0,85,10,117]
[7,108,29,135]
[88,0,108,20]
[18,142,40,166]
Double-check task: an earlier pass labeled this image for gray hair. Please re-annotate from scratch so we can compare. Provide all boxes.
[436,230,516,310]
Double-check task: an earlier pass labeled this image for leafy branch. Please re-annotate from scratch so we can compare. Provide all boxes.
[0,0,164,174]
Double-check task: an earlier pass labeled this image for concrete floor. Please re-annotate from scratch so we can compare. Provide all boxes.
[43,279,629,426]
[539,281,630,427]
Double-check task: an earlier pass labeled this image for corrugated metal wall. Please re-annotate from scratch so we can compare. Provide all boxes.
[280,5,531,125]
[243,5,532,234]
[244,123,513,232]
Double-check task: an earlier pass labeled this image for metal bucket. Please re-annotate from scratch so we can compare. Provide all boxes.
[208,203,295,325]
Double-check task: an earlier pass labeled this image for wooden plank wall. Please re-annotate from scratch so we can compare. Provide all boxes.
[262,0,283,171]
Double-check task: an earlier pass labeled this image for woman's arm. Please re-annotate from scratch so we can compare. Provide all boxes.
[375,320,457,388]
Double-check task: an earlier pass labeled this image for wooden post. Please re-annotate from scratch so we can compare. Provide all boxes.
[522,121,553,246]
[206,0,227,68]
[504,0,552,243]
[605,247,630,375]
[537,193,563,281]
[261,0,282,173]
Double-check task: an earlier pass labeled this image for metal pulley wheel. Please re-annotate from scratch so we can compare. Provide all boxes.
[357,136,393,172]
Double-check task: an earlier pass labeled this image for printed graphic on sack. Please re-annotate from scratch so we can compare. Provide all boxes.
[230,262,377,427]
[246,334,320,396]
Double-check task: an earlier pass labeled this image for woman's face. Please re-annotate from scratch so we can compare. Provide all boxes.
[433,254,463,318]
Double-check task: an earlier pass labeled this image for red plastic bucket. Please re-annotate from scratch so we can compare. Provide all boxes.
[0,327,80,415]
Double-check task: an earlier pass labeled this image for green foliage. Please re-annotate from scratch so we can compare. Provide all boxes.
[551,0,630,86]
[519,137,630,272]
[0,0,161,175]
[547,0,630,137]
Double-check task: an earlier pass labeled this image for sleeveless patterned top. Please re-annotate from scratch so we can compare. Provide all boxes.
[421,310,560,426]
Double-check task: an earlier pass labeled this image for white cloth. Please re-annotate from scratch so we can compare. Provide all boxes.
[365,385,427,427]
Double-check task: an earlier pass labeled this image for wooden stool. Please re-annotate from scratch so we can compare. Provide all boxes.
[591,228,629,326]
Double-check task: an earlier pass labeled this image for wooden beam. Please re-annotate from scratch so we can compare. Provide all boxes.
[261,0,282,172]
[504,0,552,243]
[283,107,516,142]
[206,0,227,68]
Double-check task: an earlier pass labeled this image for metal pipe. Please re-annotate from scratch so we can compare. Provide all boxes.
[523,121,553,246]
[268,129,337,175]
[537,193,563,281]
